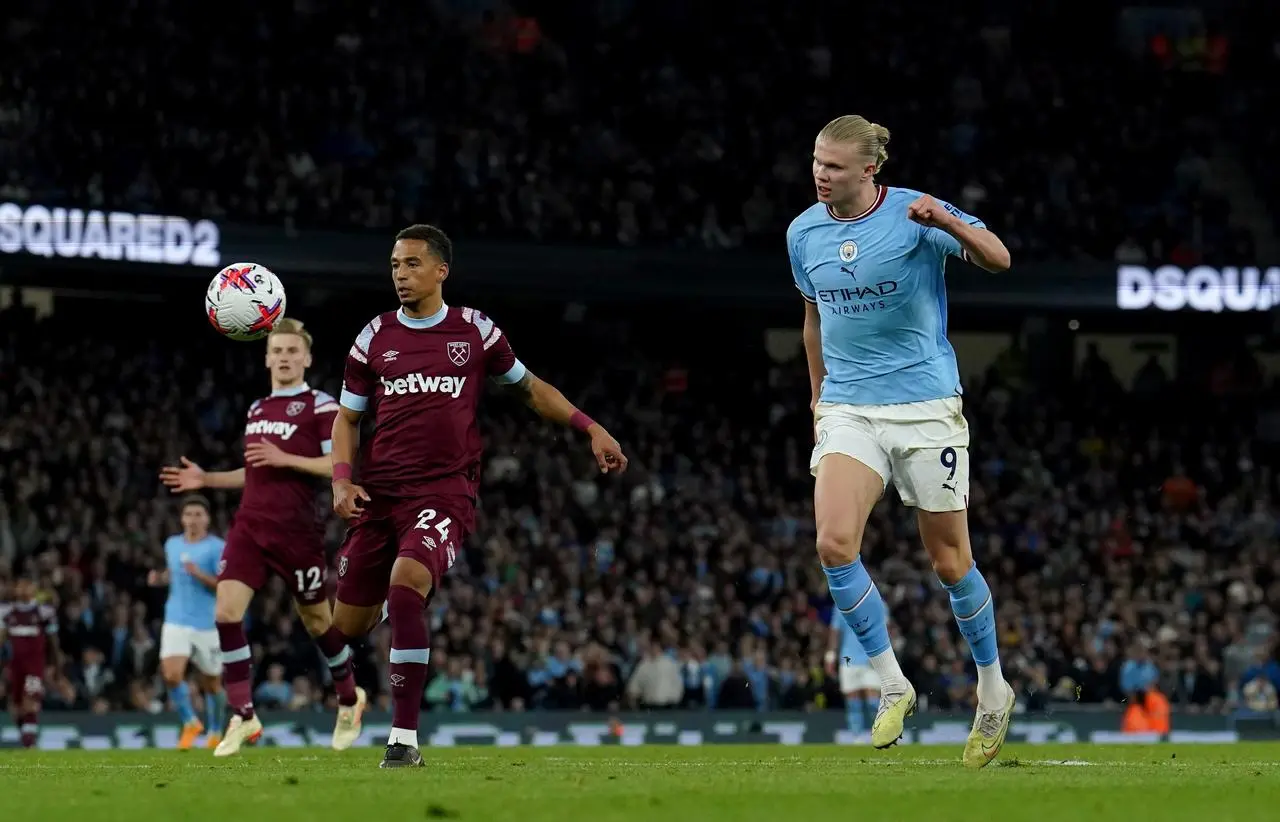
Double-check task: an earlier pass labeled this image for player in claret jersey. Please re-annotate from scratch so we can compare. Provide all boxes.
[330,224,628,769]
[0,574,61,749]
[160,318,366,757]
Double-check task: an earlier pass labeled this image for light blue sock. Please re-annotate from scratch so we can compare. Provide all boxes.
[823,560,891,657]
[867,695,880,722]
[170,681,197,725]
[943,563,999,666]
[846,698,866,733]
[205,689,226,732]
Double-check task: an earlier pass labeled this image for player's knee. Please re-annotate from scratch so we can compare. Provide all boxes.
[815,526,862,567]
[389,558,433,597]
[929,549,972,585]
[213,602,242,624]
[296,606,331,638]
[919,514,973,584]
[159,663,183,688]
[331,603,375,639]
[213,581,253,624]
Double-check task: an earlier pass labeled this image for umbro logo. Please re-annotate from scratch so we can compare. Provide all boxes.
[382,350,399,362]
[390,673,405,687]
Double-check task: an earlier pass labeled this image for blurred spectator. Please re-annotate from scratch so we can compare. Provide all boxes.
[1120,641,1161,699]
[253,663,292,710]
[626,641,683,709]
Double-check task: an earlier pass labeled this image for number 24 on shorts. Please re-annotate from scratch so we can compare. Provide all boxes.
[415,508,457,569]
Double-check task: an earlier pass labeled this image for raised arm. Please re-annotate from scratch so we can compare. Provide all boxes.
[908,194,1011,273]
[500,369,628,473]
[478,310,627,473]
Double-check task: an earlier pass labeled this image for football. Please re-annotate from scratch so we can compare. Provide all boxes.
[205,262,287,341]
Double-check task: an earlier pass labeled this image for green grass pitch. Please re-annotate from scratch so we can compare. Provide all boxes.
[1,744,1276,822]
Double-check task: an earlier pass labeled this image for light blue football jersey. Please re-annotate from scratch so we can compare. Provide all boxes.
[788,185,985,406]
[163,533,223,630]
[829,606,870,666]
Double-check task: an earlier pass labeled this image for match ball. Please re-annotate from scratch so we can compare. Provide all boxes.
[205,262,287,341]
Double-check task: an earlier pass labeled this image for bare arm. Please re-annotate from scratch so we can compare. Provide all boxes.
[330,405,374,517]
[946,221,1011,273]
[285,455,332,478]
[203,468,246,489]
[244,449,332,478]
[501,370,594,431]
[183,563,218,592]
[824,624,840,671]
[330,406,363,470]
[802,300,826,411]
[160,458,243,493]
[501,369,628,472]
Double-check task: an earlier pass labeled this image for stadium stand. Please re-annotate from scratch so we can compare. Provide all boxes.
[2,294,1277,717]
[2,1,1278,724]
[0,0,1260,261]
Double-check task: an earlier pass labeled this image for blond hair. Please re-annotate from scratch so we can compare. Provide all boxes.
[268,317,313,349]
[818,115,891,173]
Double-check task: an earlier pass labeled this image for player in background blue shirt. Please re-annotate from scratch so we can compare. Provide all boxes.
[790,115,1013,768]
[826,605,879,737]
[148,495,225,750]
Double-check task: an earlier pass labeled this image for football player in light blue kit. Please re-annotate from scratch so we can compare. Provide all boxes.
[826,604,879,738]
[789,115,1014,768]
[148,495,226,750]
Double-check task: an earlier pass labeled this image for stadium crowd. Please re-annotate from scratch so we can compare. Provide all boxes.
[2,297,1278,719]
[0,0,1258,262]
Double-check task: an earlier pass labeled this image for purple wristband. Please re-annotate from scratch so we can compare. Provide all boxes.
[569,411,595,433]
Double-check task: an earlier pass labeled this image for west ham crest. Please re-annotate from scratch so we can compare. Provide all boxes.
[337,556,348,577]
[286,400,306,417]
[447,341,471,367]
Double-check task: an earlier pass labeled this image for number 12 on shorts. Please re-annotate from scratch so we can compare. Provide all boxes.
[294,566,323,592]
[415,508,457,569]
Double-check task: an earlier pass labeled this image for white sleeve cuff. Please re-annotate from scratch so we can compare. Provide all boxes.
[494,359,528,385]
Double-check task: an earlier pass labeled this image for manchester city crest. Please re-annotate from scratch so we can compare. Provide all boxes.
[839,240,858,263]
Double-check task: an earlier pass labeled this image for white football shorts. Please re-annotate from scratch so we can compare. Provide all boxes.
[839,663,880,694]
[810,396,970,513]
[159,623,223,675]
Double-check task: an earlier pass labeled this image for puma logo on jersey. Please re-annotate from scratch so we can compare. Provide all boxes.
[245,420,299,439]
[381,373,468,398]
